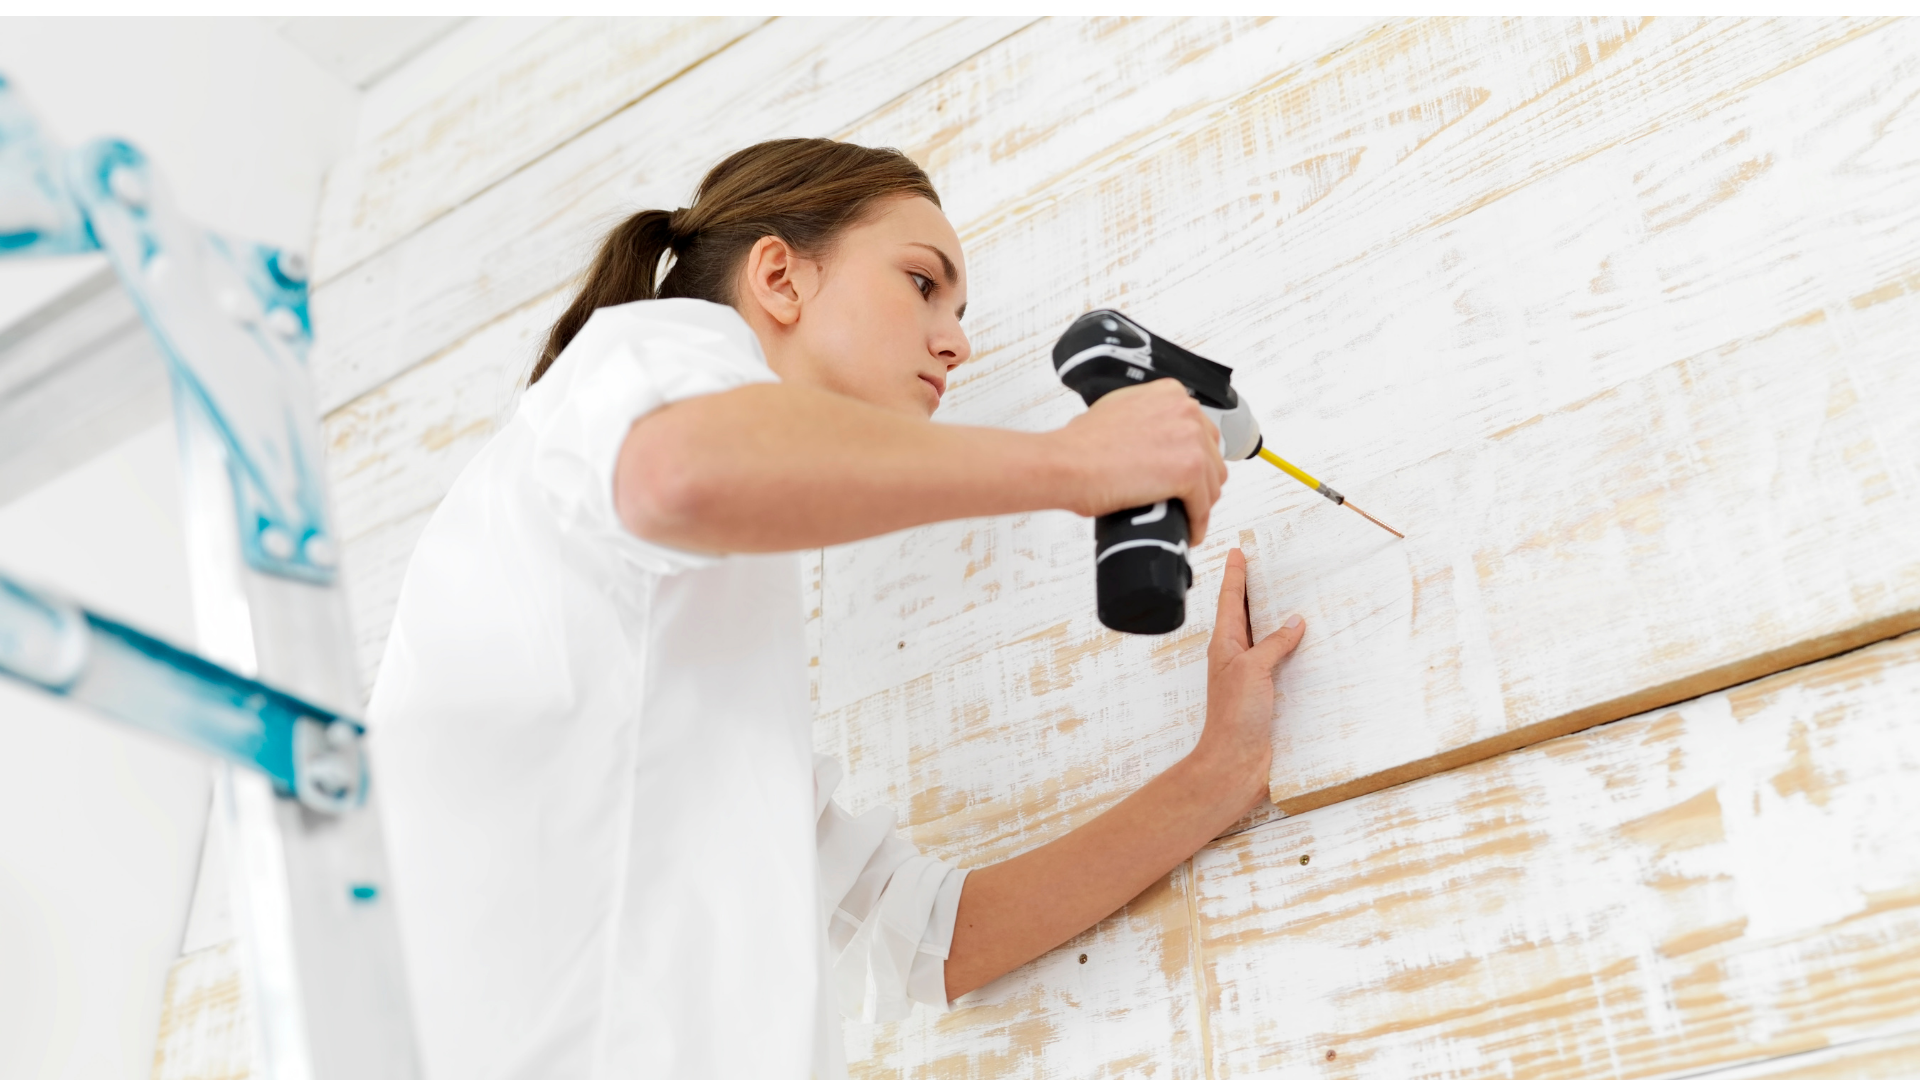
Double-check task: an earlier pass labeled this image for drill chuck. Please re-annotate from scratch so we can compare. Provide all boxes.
[1052,310,1262,635]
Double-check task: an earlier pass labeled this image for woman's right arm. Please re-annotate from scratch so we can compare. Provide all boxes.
[614,377,1228,554]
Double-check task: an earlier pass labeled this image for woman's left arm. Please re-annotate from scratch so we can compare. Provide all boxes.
[941,548,1304,1001]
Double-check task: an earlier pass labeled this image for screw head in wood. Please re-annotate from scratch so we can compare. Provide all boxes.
[1078,953,1087,964]
[1300,854,1311,866]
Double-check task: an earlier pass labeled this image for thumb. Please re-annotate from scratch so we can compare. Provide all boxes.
[1246,613,1306,673]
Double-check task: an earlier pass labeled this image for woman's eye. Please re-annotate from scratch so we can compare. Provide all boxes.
[910,273,934,298]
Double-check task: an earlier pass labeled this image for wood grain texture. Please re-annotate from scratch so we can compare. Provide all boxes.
[150,942,250,1080]
[806,17,1920,822]
[819,15,1907,715]
[1194,630,1920,1080]
[844,861,1205,1080]
[306,16,1031,414]
[311,17,767,285]
[1701,1030,1920,1079]
[299,16,1920,1079]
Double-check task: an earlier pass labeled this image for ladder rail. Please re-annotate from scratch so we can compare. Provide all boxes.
[0,72,421,1080]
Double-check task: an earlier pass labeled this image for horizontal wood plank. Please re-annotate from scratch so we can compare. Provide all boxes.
[307,16,1031,413]
[842,861,1204,1080]
[1257,286,1920,808]
[1195,629,1920,1080]
[1698,1030,1920,1079]
[150,942,250,1080]
[311,17,767,285]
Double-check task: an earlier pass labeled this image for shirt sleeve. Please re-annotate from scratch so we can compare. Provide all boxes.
[517,299,778,576]
[814,756,971,1023]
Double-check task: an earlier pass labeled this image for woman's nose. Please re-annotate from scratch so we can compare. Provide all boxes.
[938,328,971,369]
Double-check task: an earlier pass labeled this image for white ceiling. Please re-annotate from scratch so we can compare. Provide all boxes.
[271,17,470,91]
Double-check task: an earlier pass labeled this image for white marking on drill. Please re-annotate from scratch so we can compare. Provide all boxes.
[1130,502,1169,526]
[1055,343,1153,379]
[1096,538,1188,564]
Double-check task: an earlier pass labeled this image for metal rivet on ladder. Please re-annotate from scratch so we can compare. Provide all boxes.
[303,535,336,568]
[266,307,303,341]
[107,166,147,208]
[218,288,259,326]
[275,251,308,284]
[260,527,295,560]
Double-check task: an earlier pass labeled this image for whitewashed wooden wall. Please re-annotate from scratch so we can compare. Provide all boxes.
[164,16,1920,1078]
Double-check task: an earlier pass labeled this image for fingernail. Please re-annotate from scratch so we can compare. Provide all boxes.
[1284,614,1304,631]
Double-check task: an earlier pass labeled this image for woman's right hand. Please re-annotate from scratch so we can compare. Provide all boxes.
[1048,379,1229,543]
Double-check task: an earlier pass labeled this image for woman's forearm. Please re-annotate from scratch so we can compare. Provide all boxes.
[615,378,1228,553]
[616,382,1075,551]
[941,750,1263,1001]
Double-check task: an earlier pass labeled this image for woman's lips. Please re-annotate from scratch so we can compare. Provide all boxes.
[920,373,946,400]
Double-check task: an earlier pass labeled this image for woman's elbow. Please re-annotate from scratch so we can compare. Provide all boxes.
[613,424,721,545]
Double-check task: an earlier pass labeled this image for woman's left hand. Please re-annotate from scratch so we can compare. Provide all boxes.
[1191,548,1305,817]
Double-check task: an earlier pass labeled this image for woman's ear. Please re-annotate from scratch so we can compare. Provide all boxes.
[741,235,808,327]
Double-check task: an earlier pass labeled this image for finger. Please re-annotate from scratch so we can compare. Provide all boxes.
[1247,613,1306,673]
[1188,490,1210,546]
[1212,548,1251,652]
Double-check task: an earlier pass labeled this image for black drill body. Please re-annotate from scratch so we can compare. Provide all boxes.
[1052,310,1258,635]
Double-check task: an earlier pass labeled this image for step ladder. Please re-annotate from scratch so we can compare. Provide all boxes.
[0,73,420,1079]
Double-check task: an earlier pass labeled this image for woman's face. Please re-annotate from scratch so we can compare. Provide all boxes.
[738,195,971,417]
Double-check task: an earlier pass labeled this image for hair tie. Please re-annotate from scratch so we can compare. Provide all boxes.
[666,208,695,246]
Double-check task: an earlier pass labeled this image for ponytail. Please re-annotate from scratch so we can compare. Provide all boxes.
[530,140,939,385]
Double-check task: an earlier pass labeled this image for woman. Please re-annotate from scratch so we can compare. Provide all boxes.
[370,139,1305,1079]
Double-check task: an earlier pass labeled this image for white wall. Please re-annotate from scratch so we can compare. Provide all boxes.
[0,420,209,1080]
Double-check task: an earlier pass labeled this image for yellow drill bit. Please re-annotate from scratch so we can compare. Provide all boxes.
[1256,446,1404,539]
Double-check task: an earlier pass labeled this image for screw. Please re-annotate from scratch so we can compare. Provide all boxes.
[275,251,309,284]
[1078,954,1088,964]
[265,307,304,342]
[1300,854,1311,866]
[306,755,355,797]
[1326,1050,1337,1061]
[897,641,905,650]
[303,535,337,569]
[107,166,147,209]
[218,288,260,326]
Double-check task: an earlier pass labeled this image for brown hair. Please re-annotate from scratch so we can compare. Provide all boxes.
[530,138,940,385]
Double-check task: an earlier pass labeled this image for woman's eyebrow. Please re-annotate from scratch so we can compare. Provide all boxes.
[906,241,959,286]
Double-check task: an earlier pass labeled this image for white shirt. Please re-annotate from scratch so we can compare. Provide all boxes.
[368,299,967,1080]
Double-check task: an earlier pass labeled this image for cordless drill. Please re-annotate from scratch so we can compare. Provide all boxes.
[1053,310,1263,635]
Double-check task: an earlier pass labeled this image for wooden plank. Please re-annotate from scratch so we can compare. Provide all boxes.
[322,291,561,549]
[307,16,1031,413]
[838,16,1380,244]
[1694,1030,1920,1079]
[1251,291,1920,810]
[842,861,1205,1080]
[1193,630,1920,1080]
[310,17,767,284]
[150,942,250,1080]
[818,15,1904,715]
